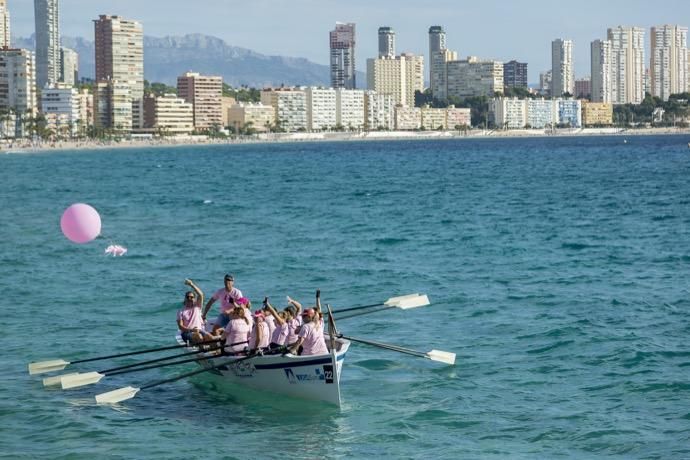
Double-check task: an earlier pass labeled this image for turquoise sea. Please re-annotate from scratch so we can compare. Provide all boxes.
[1,135,690,459]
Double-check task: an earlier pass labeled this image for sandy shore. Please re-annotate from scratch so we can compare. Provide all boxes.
[2,127,689,154]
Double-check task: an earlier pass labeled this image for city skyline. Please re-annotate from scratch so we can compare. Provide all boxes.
[6,0,690,83]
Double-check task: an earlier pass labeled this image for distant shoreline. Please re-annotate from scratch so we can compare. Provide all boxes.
[3,127,689,155]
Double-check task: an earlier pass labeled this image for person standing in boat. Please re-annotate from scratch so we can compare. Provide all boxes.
[288,308,328,356]
[248,310,270,351]
[264,298,289,349]
[203,274,243,329]
[222,306,251,353]
[284,297,303,345]
[177,279,215,344]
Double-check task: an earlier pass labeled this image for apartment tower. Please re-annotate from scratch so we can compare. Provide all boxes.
[378,27,395,58]
[650,25,688,101]
[94,15,144,128]
[177,72,223,130]
[34,0,61,88]
[428,26,447,91]
[607,26,646,104]
[329,22,356,89]
[503,60,528,89]
[591,39,613,103]
[0,0,10,48]
[551,39,574,97]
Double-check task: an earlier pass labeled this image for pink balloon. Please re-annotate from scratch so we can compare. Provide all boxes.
[60,203,102,244]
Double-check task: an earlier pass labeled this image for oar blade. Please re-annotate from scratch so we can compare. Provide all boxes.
[384,293,420,306]
[395,294,430,310]
[426,349,456,365]
[43,373,79,387]
[28,359,70,375]
[95,386,140,405]
[61,372,105,389]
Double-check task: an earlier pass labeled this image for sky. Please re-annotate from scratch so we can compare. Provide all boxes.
[8,0,690,83]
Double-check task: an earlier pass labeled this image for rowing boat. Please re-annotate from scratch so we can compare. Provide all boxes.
[178,335,350,406]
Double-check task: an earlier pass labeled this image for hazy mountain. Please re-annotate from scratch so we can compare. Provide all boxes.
[14,33,366,88]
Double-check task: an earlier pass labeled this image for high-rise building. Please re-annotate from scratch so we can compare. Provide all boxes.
[539,70,552,96]
[94,15,144,128]
[607,26,645,104]
[34,0,61,88]
[0,48,37,136]
[503,60,528,89]
[428,26,447,91]
[591,39,613,103]
[446,57,503,99]
[60,47,78,85]
[431,49,458,101]
[0,0,10,48]
[552,39,574,97]
[364,90,395,130]
[378,27,395,58]
[177,72,223,130]
[650,25,688,101]
[330,22,356,90]
[94,79,132,131]
[367,53,424,107]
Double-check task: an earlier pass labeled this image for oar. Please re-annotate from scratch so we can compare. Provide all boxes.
[339,334,455,365]
[330,294,430,316]
[28,338,222,375]
[95,351,264,404]
[56,340,247,389]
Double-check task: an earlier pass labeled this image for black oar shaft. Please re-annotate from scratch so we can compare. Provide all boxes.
[340,335,428,358]
[69,338,221,365]
[100,347,221,374]
[107,355,220,376]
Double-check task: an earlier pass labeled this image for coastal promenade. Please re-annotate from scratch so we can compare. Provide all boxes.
[2,126,689,154]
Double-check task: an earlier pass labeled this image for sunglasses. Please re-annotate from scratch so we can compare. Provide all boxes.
[186,295,195,300]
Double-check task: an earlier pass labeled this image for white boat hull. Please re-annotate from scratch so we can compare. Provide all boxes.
[180,337,350,407]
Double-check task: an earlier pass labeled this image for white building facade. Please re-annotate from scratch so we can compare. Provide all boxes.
[552,39,574,97]
[41,84,81,136]
[650,25,688,101]
[305,87,337,131]
[591,39,613,103]
[336,88,365,130]
[446,57,504,99]
[364,91,395,130]
[608,26,646,104]
[261,88,308,132]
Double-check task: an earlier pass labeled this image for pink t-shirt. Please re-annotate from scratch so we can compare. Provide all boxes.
[264,315,276,338]
[212,287,244,312]
[224,318,250,352]
[248,321,270,350]
[271,322,289,345]
[286,318,301,345]
[298,320,329,356]
[177,304,204,330]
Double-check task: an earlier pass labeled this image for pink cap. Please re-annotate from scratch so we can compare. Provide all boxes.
[236,297,249,305]
[253,309,265,319]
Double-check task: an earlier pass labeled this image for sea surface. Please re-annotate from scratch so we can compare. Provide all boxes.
[1,135,690,459]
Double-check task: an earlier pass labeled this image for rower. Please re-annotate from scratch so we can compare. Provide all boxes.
[287,308,328,356]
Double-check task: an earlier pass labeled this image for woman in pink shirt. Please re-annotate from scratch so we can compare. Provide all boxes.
[248,310,270,351]
[222,306,251,354]
[288,308,328,356]
[264,299,289,349]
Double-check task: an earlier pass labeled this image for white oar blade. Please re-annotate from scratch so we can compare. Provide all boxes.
[43,372,80,387]
[61,372,105,389]
[426,349,456,365]
[95,386,140,405]
[28,359,70,375]
[384,293,420,306]
[395,294,430,310]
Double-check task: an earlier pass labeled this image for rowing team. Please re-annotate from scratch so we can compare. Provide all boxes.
[177,274,329,357]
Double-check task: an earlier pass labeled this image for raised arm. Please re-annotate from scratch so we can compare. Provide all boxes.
[185,279,205,307]
[264,299,286,326]
[287,296,302,315]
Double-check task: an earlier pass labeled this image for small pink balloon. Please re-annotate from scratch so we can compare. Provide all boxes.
[60,203,102,244]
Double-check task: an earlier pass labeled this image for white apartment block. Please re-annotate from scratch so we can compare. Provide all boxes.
[41,84,81,136]
[552,39,574,97]
[447,106,472,128]
[558,99,582,127]
[305,87,337,131]
[650,25,688,101]
[395,106,421,130]
[591,39,613,103]
[420,107,447,130]
[446,57,504,99]
[0,0,9,48]
[34,0,61,88]
[0,49,38,136]
[94,79,132,132]
[177,72,223,130]
[431,49,458,101]
[608,26,646,104]
[143,93,194,135]
[336,88,365,130]
[367,53,424,107]
[364,90,395,130]
[261,88,308,132]
[527,99,556,129]
[227,103,275,133]
[60,48,78,86]
[492,97,527,129]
